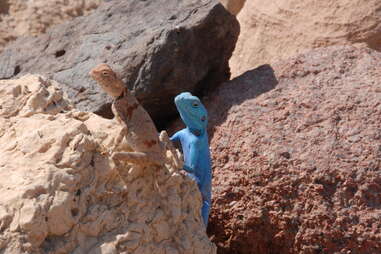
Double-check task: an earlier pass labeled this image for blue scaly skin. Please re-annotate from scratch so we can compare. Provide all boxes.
[170,92,211,226]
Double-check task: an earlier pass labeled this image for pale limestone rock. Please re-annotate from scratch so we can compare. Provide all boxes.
[219,0,246,15]
[230,0,381,77]
[0,74,216,254]
[0,0,102,52]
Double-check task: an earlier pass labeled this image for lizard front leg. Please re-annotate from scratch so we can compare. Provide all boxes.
[111,125,128,152]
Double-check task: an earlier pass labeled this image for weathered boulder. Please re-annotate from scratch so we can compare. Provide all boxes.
[0,0,102,53]
[0,0,239,124]
[0,74,216,254]
[207,46,381,253]
[230,0,381,77]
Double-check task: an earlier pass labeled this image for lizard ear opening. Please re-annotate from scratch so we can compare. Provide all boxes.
[101,71,110,77]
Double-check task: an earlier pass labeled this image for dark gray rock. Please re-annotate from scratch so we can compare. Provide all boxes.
[0,0,239,125]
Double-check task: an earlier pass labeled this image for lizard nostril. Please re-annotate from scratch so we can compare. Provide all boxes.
[201,116,206,122]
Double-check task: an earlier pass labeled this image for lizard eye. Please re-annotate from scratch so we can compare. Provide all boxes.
[192,102,199,108]
[101,71,110,77]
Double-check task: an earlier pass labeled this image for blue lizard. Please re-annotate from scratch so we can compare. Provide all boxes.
[170,92,212,227]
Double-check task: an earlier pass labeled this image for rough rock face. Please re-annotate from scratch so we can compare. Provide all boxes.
[219,0,246,15]
[0,75,216,254]
[0,0,239,124]
[207,46,381,253]
[230,0,381,77]
[0,0,102,53]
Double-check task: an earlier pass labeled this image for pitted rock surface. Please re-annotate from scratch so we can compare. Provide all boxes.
[0,75,216,254]
[207,46,381,253]
[0,0,239,124]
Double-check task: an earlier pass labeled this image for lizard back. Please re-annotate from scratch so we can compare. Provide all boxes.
[113,88,163,155]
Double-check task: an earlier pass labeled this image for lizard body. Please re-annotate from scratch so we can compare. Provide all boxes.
[89,63,164,166]
[170,92,212,226]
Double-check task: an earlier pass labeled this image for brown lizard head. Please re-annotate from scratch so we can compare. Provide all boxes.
[89,63,125,97]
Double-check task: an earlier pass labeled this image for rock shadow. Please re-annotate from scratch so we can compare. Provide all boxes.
[0,0,10,15]
[206,64,278,138]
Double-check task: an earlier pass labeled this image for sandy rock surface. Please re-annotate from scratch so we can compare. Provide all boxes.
[0,75,215,254]
[207,46,381,253]
[230,0,381,77]
[0,0,102,53]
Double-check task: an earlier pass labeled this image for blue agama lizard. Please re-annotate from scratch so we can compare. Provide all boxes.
[170,92,212,226]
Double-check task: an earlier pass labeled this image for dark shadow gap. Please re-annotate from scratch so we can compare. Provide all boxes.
[13,65,21,76]
[0,0,10,15]
[55,50,66,58]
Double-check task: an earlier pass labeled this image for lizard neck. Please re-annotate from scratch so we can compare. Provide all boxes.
[113,79,128,98]
[116,89,125,100]
[187,127,204,137]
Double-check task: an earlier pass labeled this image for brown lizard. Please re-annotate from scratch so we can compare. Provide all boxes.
[89,63,164,167]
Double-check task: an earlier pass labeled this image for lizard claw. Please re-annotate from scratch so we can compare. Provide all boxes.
[111,152,125,161]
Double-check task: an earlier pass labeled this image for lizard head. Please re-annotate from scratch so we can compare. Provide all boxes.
[89,63,125,97]
[174,92,207,135]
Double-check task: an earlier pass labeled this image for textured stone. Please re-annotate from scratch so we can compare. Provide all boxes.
[0,0,239,124]
[230,0,381,77]
[207,46,381,253]
[0,74,216,254]
[0,0,102,53]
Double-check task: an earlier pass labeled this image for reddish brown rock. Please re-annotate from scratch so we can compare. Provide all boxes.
[207,46,381,253]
